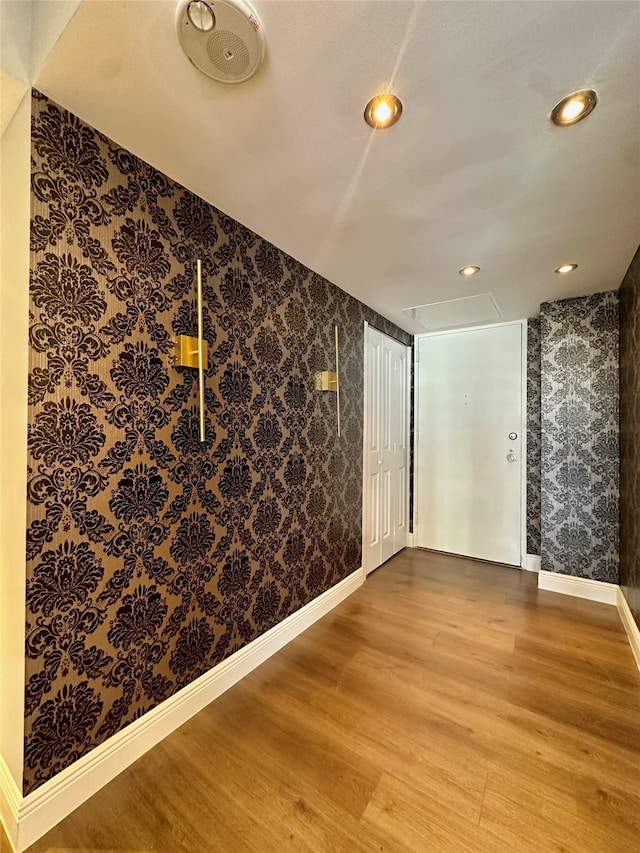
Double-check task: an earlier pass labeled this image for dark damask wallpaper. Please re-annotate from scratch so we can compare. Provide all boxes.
[540,292,619,582]
[24,91,411,795]
[526,317,541,555]
[619,245,640,628]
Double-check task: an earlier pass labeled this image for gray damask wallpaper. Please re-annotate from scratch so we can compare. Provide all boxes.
[526,318,541,555]
[24,91,410,795]
[619,245,640,628]
[540,292,619,582]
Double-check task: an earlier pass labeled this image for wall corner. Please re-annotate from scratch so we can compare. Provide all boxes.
[0,89,30,801]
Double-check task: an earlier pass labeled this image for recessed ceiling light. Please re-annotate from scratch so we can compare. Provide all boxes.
[364,94,403,129]
[459,265,480,277]
[554,263,578,274]
[550,90,597,126]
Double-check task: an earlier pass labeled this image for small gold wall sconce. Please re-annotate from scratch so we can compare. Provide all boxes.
[314,370,337,392]
[175,334,208,369]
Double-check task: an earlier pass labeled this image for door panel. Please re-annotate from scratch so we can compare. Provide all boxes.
[382,345,392,451]
[368,472,380,550]
[392,344,409,553]
[397,346,408,453]
[364,330,382,571]
[381,467,394,563]
[364,325,410,574]
[396,464,407,545]
[415,324,522,566]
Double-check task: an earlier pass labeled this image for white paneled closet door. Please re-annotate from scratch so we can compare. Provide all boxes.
[363,324,410,575]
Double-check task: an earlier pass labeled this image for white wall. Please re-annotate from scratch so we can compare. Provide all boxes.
[0,0,80,135]
[0,1,32,83]
[0,0,31,136]
[0,91,30,797]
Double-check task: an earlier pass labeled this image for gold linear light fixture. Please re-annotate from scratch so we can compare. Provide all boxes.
[364,94,403,129]
[314,325,341,437]
[550,89,597,126]
[175,259,207,442]
[554,263,578,274]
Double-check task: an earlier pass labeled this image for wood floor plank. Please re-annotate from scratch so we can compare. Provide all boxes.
[241,665,489,825]
[480,765,639,853]
[513,635,640,690]
[23,549,640,853]
[361,771,513,853]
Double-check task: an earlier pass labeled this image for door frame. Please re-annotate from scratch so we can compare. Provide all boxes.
[362,321,412,577]
[413,319,528,569]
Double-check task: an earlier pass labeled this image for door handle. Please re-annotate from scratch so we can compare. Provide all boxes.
[506,452,517,463]
[378,459,382,465]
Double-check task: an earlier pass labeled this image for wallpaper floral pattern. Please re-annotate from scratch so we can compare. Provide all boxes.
[526,318,541,555]
[540,292,619,582]
[619,245,640,628]
[24,91,410,795]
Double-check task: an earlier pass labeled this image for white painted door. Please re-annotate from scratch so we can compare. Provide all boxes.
[415,323,523,566]
[390,338,409,555]
[363,325,410,574]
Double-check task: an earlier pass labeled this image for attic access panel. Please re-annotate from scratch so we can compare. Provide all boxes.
[403,293,502,332]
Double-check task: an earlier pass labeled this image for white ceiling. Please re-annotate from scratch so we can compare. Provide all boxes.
[15,0,640,332]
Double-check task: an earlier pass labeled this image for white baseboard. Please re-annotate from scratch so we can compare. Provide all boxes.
[617,587,640,672]
[406,532,415,548]
[538,569,617,605]
[0,755,21,852]
[524,554,541,572]
[2,568,363,853]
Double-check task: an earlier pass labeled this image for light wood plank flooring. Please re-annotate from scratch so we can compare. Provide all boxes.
[15,549,640,852]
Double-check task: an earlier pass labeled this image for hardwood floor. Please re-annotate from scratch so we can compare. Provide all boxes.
[20,549,640,853]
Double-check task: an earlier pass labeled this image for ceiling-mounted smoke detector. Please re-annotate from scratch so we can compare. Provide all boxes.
[176,0,265,84]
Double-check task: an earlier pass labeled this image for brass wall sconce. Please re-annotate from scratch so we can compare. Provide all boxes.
[315,371,337,391]
[315,325,341,437]
[175,258,207,442]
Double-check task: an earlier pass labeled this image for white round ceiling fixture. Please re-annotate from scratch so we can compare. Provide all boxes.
[176,0,265,84]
